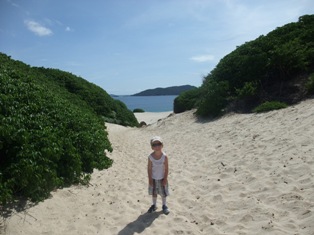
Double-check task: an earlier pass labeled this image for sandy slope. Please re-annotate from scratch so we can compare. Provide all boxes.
[134,111,172,125]
[2,99,314,235]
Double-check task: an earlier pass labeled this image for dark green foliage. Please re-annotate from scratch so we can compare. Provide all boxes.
[34,67,138,127]
[108,100,139,126]
[0,52,136,204]
[253,101,288,113]
[173,88,200,113]
[235,81,258,99]
[175,14,314,117]
[196,80,229,117]
[306,73,314,94]
[133,108,145,113]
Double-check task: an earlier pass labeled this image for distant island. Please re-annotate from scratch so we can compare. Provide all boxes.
[132,85,197,96]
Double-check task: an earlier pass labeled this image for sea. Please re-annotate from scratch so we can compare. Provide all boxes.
[113,95,177,112]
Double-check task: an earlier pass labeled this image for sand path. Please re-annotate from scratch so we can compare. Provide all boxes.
[3,100,314,235]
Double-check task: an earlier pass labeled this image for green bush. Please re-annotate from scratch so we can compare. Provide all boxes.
[235,81,258,99]
[253,101,288,113]
[0,68,113,203]
[189,15,314,117]
[113,100,138,126]
[34,67,138,127]
[306,73,314,94]
[196,80,229,117]
[173,88,200,113]
[0,53,142,204]
[133,108,145,113]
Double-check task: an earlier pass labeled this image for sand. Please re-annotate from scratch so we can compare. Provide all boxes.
[134,111,173,125]
[2,99,314,235]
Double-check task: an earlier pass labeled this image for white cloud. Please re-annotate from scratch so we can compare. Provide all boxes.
[190,54,215,62]
[65,26,73,32]
[24,20,53,36]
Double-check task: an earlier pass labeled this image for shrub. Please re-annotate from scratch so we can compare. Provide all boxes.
[235,81,258,99]
[196,80,229,117]
[0,54,116,204]
[174,88,200,113]
[133,108,145,113]
[34,67,138,127]
[306,73,314,94]
[183,15,314,117]
[113,100,138,126]
[253,101,288,113]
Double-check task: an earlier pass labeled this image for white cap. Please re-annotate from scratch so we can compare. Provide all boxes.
[150,136,163,145]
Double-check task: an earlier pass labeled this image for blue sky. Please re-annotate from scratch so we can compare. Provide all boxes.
[1,0,313,95]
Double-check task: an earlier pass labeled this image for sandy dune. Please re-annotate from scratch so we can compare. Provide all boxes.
[2,99,314,235]
[134,111,172,125]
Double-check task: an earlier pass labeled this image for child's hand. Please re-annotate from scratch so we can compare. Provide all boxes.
[149,179,153,186]
[162,178,167,186]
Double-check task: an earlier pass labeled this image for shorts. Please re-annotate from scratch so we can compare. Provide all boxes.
[148,179,169,197]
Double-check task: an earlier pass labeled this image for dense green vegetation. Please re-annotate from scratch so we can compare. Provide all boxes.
[0,53,138,204]
[174,14,314,117]
[133,108,145,113]
[32,67,138,127]
[173,88,200,113]
[133,85,196,96]
[306,73,314,94]
[253,101,288,113]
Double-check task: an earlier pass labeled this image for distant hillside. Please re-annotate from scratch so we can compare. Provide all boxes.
[133,85,197,96]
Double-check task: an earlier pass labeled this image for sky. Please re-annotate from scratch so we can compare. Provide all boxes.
[1,0,313,95]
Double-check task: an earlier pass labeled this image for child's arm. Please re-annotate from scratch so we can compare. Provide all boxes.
[148,158,153,186]
[163,156,169,186]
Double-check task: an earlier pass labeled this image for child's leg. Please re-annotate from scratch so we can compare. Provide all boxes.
[162,196,170,214]
[148,195,158,213]
[162,196,167,206]
[152,195,157,206]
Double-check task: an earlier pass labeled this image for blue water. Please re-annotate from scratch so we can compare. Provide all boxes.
[114,95,177,112]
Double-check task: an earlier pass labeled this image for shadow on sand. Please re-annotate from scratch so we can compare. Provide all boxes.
[0,198,38,234]
[118,211,162,235]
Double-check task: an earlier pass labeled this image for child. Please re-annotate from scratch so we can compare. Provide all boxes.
[147,136,170,215]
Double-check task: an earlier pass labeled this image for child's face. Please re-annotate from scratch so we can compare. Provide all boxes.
[151,141,162,150]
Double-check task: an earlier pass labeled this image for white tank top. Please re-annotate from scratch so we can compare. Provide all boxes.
[149,153,166,180]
